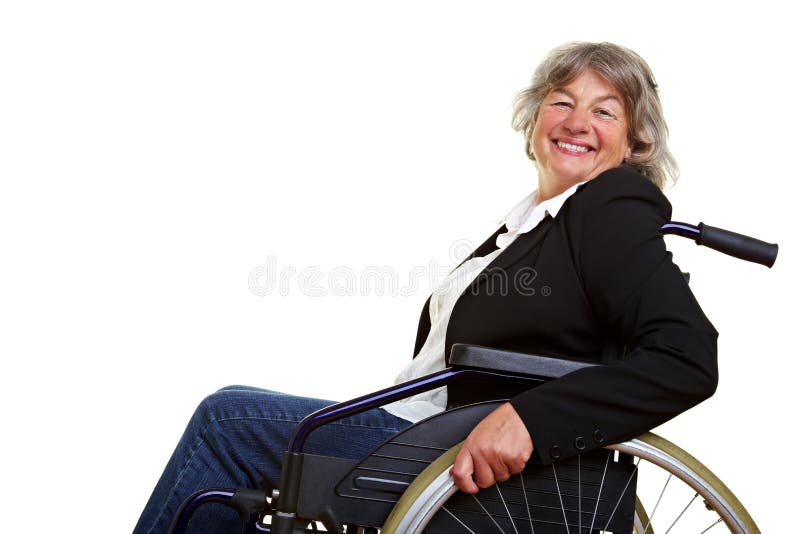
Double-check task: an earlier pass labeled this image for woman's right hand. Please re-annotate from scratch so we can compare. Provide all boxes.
[450,402,534,493]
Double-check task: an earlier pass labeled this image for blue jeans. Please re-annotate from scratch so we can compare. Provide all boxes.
[134,386,412,533]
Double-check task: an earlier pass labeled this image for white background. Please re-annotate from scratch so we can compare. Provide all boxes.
[1,1,796,532]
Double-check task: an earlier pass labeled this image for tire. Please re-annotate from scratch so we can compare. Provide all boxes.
[382,432,759,533]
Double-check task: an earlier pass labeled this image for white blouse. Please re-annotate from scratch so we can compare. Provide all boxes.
[384,183,583,422]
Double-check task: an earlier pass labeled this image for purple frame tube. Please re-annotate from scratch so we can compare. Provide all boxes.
[288,367,541,453]
[170,489,236,534]
[660,221,700,240]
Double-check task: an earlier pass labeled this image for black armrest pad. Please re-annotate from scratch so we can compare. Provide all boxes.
[448,343,597,379]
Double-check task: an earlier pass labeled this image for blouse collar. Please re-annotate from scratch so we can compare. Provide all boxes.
[497,181,584,249]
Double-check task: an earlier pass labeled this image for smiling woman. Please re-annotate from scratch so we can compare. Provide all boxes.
[135,41,720,532]
[447,42,712,496]
[1,1,792,531]
[531,70,632,200]
[512,41,678,193]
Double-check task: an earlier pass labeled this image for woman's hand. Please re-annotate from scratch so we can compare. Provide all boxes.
[450,402,534,493]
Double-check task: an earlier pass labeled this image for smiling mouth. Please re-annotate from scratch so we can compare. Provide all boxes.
[555,140,592,154]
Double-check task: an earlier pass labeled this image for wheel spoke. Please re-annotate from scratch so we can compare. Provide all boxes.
[519,473,535,534]
[577,454,581,534]
[700,517,724,533]
[587,450,612,533]
[601,458,641,532]
[470,493,508,534]
[442,505,476,533]
[642,473,672,533]
[664,492,698,534]
[550,463,571,534]
[496,483,520,534]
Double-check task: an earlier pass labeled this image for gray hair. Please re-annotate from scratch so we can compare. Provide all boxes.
[512,42,678,189]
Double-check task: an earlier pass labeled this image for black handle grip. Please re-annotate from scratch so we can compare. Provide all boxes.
[696,223,778,268]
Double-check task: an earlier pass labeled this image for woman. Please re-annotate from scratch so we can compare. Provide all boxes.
[135,42,717,532]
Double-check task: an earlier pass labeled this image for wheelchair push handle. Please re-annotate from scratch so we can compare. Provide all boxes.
[696,222,778,268]
[661,221,779,268]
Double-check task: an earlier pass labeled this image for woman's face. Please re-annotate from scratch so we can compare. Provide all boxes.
[531,69,632,201]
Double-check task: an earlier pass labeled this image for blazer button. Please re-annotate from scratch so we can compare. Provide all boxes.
[593,430,605,444]
[574,437,586,451]
[549,445,562,460]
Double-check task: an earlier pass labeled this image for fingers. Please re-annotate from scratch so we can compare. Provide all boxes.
[451,443,515,493]
[451,446,479,494]
[472,448,503,488]
[449,403,535,494]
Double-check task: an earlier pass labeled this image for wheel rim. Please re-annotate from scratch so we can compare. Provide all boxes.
[383,432,759,534]
[615,434,754,533]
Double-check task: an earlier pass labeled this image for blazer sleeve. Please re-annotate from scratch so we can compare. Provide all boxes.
[509,167,718,465]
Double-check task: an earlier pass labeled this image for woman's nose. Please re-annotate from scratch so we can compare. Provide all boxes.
[563,109,590,134]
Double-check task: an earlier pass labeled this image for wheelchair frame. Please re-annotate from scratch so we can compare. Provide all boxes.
[168,221,776,533]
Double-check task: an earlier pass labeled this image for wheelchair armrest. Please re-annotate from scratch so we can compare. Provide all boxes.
[448,343,597,379]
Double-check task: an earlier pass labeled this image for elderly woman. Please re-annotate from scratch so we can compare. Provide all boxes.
[135,42,716,532]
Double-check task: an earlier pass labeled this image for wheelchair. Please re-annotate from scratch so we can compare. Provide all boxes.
[169,221,777,534]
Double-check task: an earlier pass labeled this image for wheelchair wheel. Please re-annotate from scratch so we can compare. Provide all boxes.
[382,432,759,533]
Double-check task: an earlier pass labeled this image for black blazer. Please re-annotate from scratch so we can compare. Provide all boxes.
[412,166,718,465]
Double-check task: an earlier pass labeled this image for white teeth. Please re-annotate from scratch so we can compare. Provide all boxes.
[557,141,590,153]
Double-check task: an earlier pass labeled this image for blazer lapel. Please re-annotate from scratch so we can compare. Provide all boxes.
[451,224,507,272]
[468,215,554,293]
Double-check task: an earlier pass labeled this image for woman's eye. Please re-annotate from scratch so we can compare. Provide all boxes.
[595,108,615,119]
[552,101,572,109]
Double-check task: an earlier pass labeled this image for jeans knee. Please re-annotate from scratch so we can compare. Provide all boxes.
[195,387,243,424]
[216,385,253,393]
[195,385,272,424]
